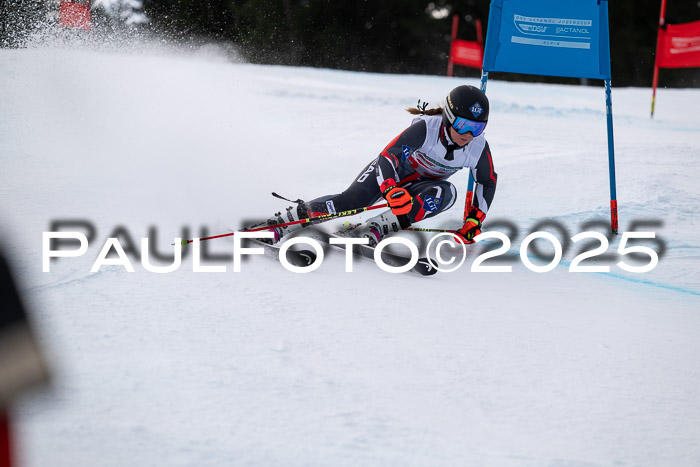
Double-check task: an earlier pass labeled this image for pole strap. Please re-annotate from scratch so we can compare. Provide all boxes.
[271,192,304,204]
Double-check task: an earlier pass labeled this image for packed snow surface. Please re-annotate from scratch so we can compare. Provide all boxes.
[1,46,699,466]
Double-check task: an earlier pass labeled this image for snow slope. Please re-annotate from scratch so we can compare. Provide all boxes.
[1,45,699,466]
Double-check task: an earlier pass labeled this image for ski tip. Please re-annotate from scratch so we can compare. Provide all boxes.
[415,258,438,276]
[297,250,317,266]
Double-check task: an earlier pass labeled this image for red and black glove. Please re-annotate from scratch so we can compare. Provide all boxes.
[454,208,486,244]
[380,179,413,216]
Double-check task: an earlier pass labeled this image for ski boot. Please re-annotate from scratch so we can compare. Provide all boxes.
[348,211,409,247]
[253,204,309,245]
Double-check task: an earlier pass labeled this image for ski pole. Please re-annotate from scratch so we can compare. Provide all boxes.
[405,227,457,233]
[407,226,491,245]
[179,203,389,246]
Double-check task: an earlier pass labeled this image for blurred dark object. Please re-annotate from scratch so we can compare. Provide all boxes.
[0,252,49,408]
[1,249,51,467]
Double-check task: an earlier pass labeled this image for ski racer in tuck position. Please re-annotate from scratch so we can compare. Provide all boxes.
[257,85,497,246]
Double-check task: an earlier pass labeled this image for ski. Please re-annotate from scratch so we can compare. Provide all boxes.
[310,230,437,276]
[244,238,317,268]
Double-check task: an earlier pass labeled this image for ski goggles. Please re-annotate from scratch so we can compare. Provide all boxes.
[451,116,487,136]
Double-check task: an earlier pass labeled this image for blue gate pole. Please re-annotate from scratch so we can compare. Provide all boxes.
[462,70,490,222]
[479,70,489,93]
[605,78,619,234]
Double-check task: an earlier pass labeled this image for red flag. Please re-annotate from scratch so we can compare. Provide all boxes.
[1,413,10,467]
[656,20,700,68]
[450,40,484,69]
[447,15,484,76]
[58,1,92,31]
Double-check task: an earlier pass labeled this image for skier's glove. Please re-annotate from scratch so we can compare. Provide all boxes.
[454,208,486,244]
[380,179,413,216]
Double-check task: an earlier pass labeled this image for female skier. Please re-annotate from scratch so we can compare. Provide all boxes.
[260,84,497,245]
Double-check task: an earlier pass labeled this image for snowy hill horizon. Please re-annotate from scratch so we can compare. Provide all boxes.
[1,42,699,466]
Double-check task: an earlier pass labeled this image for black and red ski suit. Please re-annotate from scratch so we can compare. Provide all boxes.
[304,114,497,225]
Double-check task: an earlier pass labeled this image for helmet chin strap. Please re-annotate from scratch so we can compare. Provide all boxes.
[440,123,466,156]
